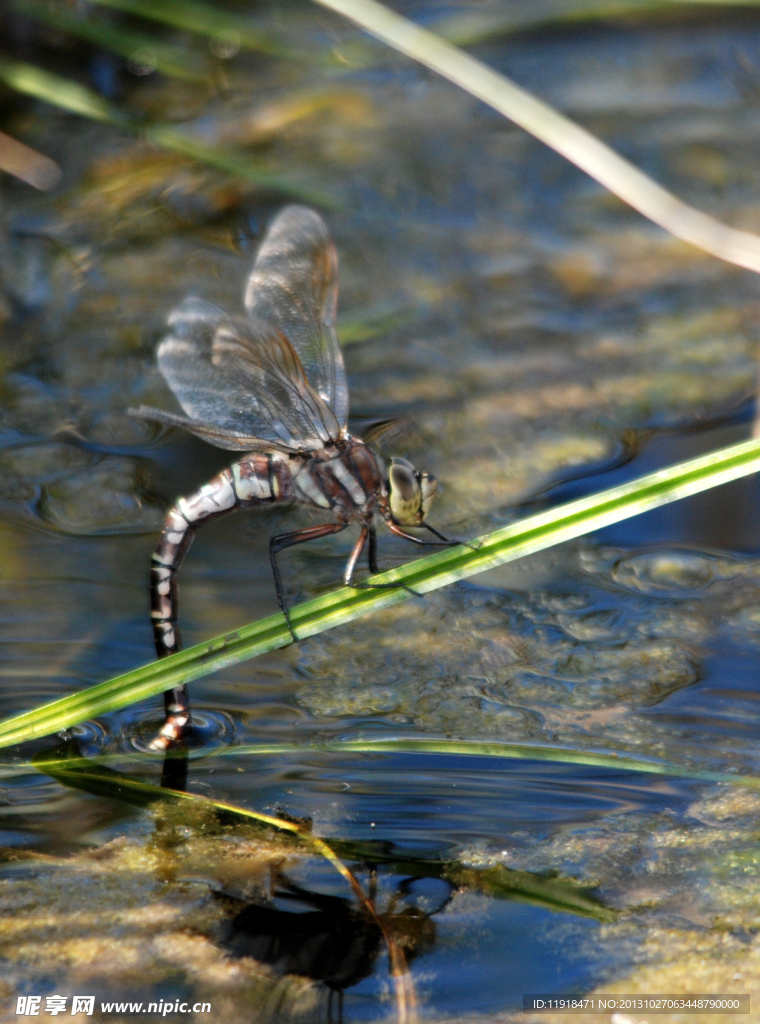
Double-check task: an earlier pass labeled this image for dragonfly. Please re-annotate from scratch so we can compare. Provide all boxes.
[133,206,457,749]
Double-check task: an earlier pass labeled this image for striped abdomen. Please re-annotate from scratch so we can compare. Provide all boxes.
[150,452,294,658]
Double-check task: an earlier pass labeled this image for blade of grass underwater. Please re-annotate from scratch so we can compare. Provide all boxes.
[33,746,615,924]
[85,0,290,58]
[15,2,210,82]
[12,735,760,789]
[213,739,760,791]
[0,58,333,205]
[313,0,760,275]
[3,435,760,747]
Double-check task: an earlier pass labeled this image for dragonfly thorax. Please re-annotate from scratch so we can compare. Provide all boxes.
[289,438,385,521]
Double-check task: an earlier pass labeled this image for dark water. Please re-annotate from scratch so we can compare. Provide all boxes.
[3,1,760,1020]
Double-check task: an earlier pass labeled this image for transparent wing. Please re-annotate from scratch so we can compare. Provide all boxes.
[357,417,421,453]
[244,205,349,430]
[211,316,342,445]
[152,296,338,450]
[129,406,294,452]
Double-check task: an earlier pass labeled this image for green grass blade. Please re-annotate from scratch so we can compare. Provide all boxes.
[216,738,760,790]
[12,735,759,788]
[0,58,333,205]
[0,57,115,122]
[142,124,337,207]
[33,746,312,832]
[2,436,760,748]
[313,0,760,275]
[85,0,290,57]
[15,2,210,82]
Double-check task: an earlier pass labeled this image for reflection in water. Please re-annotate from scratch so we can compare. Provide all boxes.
[159,742,189,792]
[24,741,618,1020]
[217,872,442,1023]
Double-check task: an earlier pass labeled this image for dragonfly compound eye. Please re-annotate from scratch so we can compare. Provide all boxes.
[388,461,422,524]
[419,472,437,520]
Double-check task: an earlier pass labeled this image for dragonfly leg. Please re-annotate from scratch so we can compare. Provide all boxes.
[387,521,474,549]
[345,522,422,599]
[420,522,477,550]
[270,522,349,642]
[368,522,379,574]
[386,522,430,546]
[344,524,369,584]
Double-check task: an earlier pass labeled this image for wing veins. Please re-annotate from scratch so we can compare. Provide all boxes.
[148,207,348,453]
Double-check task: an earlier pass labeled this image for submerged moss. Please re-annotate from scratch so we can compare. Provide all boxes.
[0,833,323,1018]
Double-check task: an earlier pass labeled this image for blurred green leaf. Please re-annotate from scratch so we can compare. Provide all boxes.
[0,57,334,205]
[143,123,337,206]
[0,56,114,121]
[339,302,418,345]
[430,0,760,46]
[86,0,291,57]
[15,1,210,81]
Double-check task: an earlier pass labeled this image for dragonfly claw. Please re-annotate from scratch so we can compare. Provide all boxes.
[284,613,299,644]
[348,579,423,600]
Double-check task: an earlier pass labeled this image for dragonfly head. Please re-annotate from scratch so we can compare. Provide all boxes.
[386,457,437,525]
